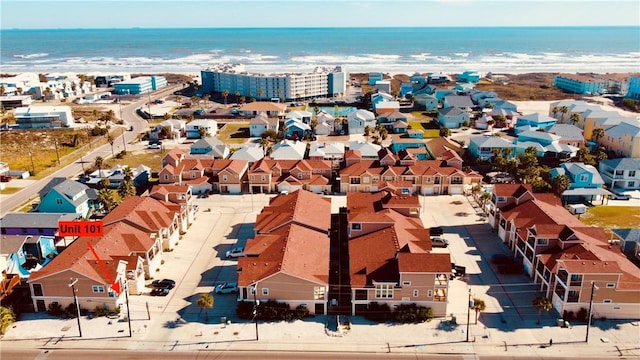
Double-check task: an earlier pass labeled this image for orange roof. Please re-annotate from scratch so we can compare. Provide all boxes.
[397,253,451,273]
[29,221,152,283]
[238,223,329,286]
[254,189,331,234]
[102,196,176,232]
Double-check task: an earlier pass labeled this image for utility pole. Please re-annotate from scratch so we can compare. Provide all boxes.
[252,285,259,341]
[125,283,132,337]
[68,278,82,337]
[586,281,598,343]
[466,288,471,342]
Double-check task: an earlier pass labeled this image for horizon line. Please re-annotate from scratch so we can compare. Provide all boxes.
[2,25,639,31]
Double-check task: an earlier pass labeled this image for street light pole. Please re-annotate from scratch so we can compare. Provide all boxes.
[466,288,471,342]
[124,283,132,337]
[252,285,259,341]
[68,278,82,337]
[586,281,598,343]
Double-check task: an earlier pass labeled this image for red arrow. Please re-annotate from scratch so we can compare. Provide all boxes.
[87,241,121,294]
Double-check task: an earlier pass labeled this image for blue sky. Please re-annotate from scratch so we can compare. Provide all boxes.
[2,0,639,29]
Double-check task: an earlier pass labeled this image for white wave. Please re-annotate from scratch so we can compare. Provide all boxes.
[13,53,48,59]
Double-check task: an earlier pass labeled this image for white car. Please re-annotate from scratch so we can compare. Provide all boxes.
[147,143,161,149]
[225,246,245,259]
[215,281,239,294]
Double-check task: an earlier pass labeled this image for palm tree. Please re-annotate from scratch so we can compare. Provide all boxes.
[479,192,492,210]
[0,306,16,335]
[532,295,553,325]
[94,156,104,175]
[118,166,136,199]
[257,89,264,101]
[552,174,570,198]
[276,89,283,103]
[472,298,486,324]
[551,106,559,118]
[234,91,240,104]
[97,187,116,211]
[203,94,210,108]
[592,127,605,143]
[106,134,115,158]
[197,293,214,321]
[559,106,569,122]
[569,113,581,125]
[221,90,229,105]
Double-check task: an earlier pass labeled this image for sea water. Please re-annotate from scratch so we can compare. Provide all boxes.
[1,27,638,74]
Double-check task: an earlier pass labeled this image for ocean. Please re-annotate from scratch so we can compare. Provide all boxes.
[1,27,638,75]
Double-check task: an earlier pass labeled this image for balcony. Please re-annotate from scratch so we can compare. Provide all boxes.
[556,270,568,285]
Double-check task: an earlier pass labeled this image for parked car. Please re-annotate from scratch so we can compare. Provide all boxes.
[147,142,161,149]
[610,193,631,200]
[225,246,246,259]
[150,287,170,296]
[431,237,449,248]
[430,226,444,236]
[214,281,239,294]
[152,279,176,289]
[194,109,205,116]
[0,175,13,182]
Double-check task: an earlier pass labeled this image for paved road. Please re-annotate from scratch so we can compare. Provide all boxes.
[0,85,181,217]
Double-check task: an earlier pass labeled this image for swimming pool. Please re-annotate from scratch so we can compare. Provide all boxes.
[306,106,357,117]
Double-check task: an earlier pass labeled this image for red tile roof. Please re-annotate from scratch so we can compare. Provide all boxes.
[397,253,451,273]
[29,221,152,283]
[102,196,176,232]
[238,223,329,287]
[255,189,331,234]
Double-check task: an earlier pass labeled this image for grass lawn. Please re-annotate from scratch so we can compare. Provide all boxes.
[408,121,428,131]
[0,187,22,195]
[579,206,640,231]
[105,150,166,172]
[217,123,250,144]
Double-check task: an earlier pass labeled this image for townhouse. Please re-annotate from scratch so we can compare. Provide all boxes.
[102,196,180,251]
[488,184,640,319]
[248,158,332,194]
[27,221,160,312]
[346,192,451,317]
[236,190,332,315]
[339,154,481,195]
[598,158,640,191]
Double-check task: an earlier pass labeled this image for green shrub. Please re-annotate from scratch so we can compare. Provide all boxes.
[236,300,309,321]
[363,302,392,323]
[393,303,434,323]
[47,302,64,317]
[94,305,110,317]
[65,303,79,318]
[576,307,589,322]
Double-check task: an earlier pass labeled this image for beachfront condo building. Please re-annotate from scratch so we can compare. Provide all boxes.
[113,75,167,95]
[553,74,605,95]
[14,105,74,129]
[627,77,640,100]
[200,64,346,101]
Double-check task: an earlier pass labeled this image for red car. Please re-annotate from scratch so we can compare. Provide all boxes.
[0,175,13,182]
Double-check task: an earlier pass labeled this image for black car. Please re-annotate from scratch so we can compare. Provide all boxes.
[150,287,170,296]
[430,226,444,236]
[152,279,176,289]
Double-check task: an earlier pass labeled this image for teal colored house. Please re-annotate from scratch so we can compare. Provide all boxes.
[3,235,58,280]
[457,70,480,83]
[468,136,516,161]
[37,178,98,218]
[515,113,557,132]
[550,162,611,203]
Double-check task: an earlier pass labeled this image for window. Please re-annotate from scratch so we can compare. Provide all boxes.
[262,288,269,296]
[297,172,303,179]
[401,188,410,194]
[261,175,266,181]
[628,181,635,188]
[628,170,635,177]
[375,283,394,299]
[164,174,169,181]
[606,283,615,288]
[56,198,63,205]
[222,175,228,182]
[351,223,361,231]
[579,174,588,182]
[249,287,256,295]
[92,285,105,293]
[427,289,433,297]
[363,177,370,183]
[402,281,411,286]
[314,286,325,300]
[32,284,43,296]
[413,289,419,297]
[537,238,548,246]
